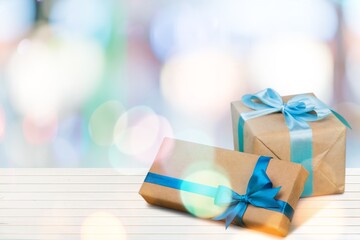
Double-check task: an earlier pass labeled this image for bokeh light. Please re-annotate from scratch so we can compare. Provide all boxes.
[160,49,246,120]
[343,0,360,36]
[0,0,359,168]
[7,27,105,121]
[180,168,231,218]
[89,101,125,146]
[52,137,81,167]
[248,35,334,102]
[150,1,222,61]
[224,0,337,41]
[81,211,127,240]
[22,115,58,145]
[150,0,337,62]
[51,114,84,166]
[345,51,360,103]
[4,122,51,167]
[0,0,35,42]
[113,106,173,164]
[50,0,113,44]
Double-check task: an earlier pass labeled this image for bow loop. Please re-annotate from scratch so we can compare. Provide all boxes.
[247,169,273,194]
[242,88,283,110]
[241,89,339,131]
[248,187,282,208]
[287,95,331,121]
[214,169,281,228]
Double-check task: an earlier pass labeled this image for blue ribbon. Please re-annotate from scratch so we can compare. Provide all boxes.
[238,88,351,197]
[144,156,294,229]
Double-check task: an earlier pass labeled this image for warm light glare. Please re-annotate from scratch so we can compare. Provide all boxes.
[229,231,277,240]
[81,211,127,240]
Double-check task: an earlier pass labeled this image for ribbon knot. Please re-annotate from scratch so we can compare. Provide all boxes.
[280,104,286,113]
[237,194,249,203]
[241,88,351,131]
[213,169,281,229]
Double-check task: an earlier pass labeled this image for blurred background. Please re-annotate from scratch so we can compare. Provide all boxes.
[0,0,359,168]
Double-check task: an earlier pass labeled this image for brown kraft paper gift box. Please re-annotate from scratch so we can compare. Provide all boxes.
[231,93,347,197]
[139,138,308,236]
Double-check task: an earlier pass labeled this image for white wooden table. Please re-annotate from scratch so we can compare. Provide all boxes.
[0,168,359,240]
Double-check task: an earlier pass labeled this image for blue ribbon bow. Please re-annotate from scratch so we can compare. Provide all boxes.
[238,88,351,197]
[213,169,281,228]
[241,88,351,130]
[144,156,294,229]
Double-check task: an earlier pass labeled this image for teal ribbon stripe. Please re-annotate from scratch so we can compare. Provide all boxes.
[237,88,351,197]
[144,156,294,229]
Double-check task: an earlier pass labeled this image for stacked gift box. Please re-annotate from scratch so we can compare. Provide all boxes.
[139,88,350,236]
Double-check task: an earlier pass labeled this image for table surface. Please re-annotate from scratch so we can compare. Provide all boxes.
[0,168,359,240]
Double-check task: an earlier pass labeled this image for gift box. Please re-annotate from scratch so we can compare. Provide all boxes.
[139,138,308,236]
[231,88,350,197]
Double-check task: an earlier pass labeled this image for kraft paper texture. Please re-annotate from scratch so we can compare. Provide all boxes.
[231,94,346,197]
[139,138,308,236]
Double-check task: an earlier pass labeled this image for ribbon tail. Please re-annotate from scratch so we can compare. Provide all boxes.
[331,109,352,129]
[213,206,234,229]
[214,203,245,229]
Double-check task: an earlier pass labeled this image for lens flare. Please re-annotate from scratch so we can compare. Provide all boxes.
[81,211,127,240]
[89,101,125,146]
[229,231,275,240]
[180,168,230,218]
